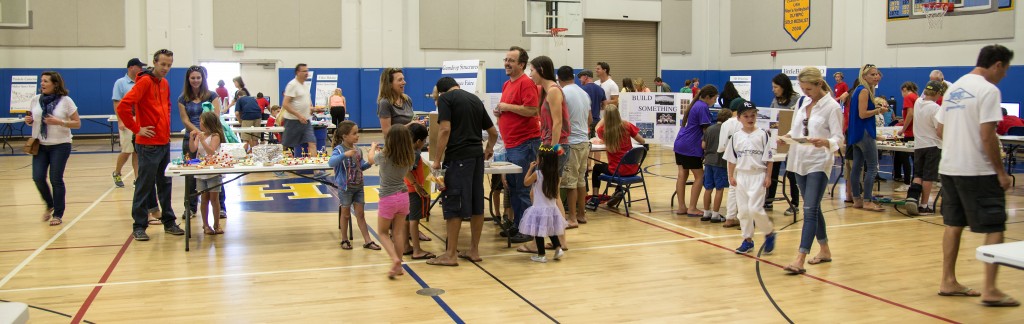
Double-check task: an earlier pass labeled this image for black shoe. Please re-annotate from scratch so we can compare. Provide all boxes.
[764,204,774,211]
[164,225,185,236]
[700,214,712,222]
[132,229,150,241]
[219,210,227,219]
[510,234,532,244]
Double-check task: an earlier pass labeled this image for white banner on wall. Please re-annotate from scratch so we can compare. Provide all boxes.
[442,60,481,75]
[316,74,338,81]
[10,83,37,113]
[620,92,682,146]
[314,82,337,107]
[12,75,37,83]
[454,78,477,94]
[730,76,752,102]
[783,66,827,96]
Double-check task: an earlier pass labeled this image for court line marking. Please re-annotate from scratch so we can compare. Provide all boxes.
[0,171,131,290]
[628,211,714,237]
[0,243,125,254]
[72,235,133,323]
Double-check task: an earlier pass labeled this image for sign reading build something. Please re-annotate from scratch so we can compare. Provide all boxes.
[783,0,811,41]
[620,92,682,146]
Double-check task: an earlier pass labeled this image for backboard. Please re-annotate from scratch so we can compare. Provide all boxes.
[888,0,1010,19]
[524,0,583,37]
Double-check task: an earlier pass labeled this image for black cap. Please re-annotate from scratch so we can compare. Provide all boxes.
[924,80,945,92]
[731,99,757,114]
[126,58,147,68]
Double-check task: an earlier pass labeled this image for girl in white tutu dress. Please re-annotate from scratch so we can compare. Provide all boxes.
[519,146,568,263]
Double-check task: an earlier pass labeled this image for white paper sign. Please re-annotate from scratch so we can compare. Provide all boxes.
[620,92,681,146]
[730,75,752,101]
[12,75,37,83]
[315,82,337,107]
[454,78,477,93]
[782,66,828,77]
[316,74,338,81]
[10,83,36,112]
[442,60,481,75]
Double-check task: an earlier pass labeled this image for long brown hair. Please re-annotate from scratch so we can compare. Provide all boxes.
[41,71,68,96]
[682,85,719,128]
[333,120,357,148]
[199,111,226,143]
[182,66,212,102]
[603,105,627,154]
[383,124,415,169]
[378,68,410,106]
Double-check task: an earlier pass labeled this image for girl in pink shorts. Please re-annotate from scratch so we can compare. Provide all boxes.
[373,125,416,279]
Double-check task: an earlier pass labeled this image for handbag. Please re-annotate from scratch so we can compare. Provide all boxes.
[24,137,40,155]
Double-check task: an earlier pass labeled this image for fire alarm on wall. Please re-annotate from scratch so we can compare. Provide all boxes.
[770,51,777,57]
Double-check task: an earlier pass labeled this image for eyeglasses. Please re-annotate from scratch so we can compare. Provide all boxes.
[802,118,809,137]
[503,58,518,63]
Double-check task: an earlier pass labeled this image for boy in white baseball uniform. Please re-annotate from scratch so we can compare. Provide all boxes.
[725,104,777,254]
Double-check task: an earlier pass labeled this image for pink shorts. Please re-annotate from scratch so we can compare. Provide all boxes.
[377,191,410,220]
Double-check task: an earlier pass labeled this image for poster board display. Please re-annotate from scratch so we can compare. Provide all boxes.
[620,92,683,146]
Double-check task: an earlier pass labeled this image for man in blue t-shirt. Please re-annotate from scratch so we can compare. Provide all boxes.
[577,70,606,137]
[234,89,263,148]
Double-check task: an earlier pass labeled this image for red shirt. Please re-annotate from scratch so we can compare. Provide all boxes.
[997,115,1024,135]
[843,99,851,132]
[540,84,570,146]
[116,72,172,145]
[834,82,849,103]
[267,115,282,142]
[597,122,640,176]
[256,97,270,113]
[691,86,699,94]
[902,92,917,137]
[498,74,541,148]
[404,157,427,193]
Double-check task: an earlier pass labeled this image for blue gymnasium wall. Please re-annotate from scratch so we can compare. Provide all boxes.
[4,66,1021,135]
[662,66,1024,112]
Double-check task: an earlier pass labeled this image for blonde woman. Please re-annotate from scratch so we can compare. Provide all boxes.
[780,67,843,274]
[377,68,416,134]
[328,88,347,126]
[847,64,890,212]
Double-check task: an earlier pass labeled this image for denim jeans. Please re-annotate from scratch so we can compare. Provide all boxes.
[850,130,879,200]
[505,137,540,228]
[133,144,176,231]
[794,172,829,254]
[182,136,227,213]
[32,143,71,218]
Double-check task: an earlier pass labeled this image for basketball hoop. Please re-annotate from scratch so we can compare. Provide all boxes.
[921,2,954,29]
[550,28,568,46]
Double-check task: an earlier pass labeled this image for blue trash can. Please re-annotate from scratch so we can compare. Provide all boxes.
[314,126,328,151]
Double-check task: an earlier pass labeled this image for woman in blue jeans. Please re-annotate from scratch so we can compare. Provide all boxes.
[780,67,844,274]
[847,64,890,212]
[25,71,81,226]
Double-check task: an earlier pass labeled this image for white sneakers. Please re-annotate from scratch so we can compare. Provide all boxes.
[531,248,565,263]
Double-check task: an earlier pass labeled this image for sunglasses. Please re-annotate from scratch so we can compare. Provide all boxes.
[802,118,809,137]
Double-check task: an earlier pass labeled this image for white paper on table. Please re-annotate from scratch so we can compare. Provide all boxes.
[781,136,814,146]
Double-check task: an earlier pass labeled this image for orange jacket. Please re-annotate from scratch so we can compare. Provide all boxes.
[116,71,172,145]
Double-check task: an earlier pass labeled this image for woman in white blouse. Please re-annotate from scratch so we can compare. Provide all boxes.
[779,67,844,274]
[24,71,80,226]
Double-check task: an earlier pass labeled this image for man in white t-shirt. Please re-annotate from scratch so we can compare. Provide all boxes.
[595,62,619,107]
[282,63,316,155]
[934,44,1017,307]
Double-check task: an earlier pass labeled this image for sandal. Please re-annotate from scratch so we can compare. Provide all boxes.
[412,252,437,260]
[363,242,381,250]
[862,203,885,212]
[516,245,538,254]
[783,265,806,275]
[340,240,353,250]
[418,233,432,241]
[42,208,54,222]
[203,225,216,235]
[215,226,224,234]
[577,217,588,224]
[808,256,832,265]
[981,296,1021,307]
[458,252,483,262]
[49,217,63,226]
[148,217,163,225]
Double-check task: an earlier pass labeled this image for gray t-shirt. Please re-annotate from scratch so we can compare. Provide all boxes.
[377,98,414,127]
[375,151,411,197]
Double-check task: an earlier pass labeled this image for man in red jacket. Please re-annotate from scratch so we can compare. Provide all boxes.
[116,49,185,241]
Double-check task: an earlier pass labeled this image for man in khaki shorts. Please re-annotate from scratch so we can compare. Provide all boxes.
[557,66,593,227]
[111,58,146,188]
[234,89,263,149]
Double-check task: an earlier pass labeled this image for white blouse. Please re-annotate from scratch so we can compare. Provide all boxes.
[785,95,844,177]
[30,95,78,145]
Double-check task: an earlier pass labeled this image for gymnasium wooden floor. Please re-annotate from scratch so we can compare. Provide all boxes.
[1,135,1021,323]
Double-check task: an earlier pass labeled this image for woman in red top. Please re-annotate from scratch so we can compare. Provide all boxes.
[593,105,646,196]
[893,81,918,189]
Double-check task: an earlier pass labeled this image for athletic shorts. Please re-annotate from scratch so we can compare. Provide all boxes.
[281,119,315,148]
[442,156,485,220]
[378,191,410,220]
[407,192,429,221]
[913,147,941,182]
[675,153,703,169]
[940,174,1006,233]
[118,128,135,153]
[703,165,729,190]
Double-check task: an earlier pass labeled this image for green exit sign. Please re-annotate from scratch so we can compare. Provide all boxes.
[233,43,245,52]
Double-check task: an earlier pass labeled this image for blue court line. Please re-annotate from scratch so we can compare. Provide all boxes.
[366,227,464,324]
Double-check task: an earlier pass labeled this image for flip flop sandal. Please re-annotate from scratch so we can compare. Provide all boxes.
[204,226,216,235]
[412,252,437,260]
[516,245,538,254]
[981,297,1021,307]
[458,253,483,262]
[215,226,225,234]
[567,224,579,229]
[363,242,381,250]
[340,240,353,250]
[808,257,833,265]
[783,265,806,275]
[937,287,981,297]
[544,243,568,251]
[418,233,433,241]
[42,208,54,222]
[577,218,588,224]
[863,204,886,212]
[148,218,163,225]
[425,258,459,266]
[48,217,62,226]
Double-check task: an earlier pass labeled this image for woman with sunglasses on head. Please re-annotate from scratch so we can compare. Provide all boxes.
[178,65,226,219]
[780,67,843,274]
[25,71,80,226]
[847,64,889,212]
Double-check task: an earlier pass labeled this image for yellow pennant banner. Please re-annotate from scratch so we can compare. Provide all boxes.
[784,0,811,41]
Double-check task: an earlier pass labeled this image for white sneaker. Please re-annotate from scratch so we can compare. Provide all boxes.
[895,184,910,192]
[531,255,548,263]
[553,248,565,260]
